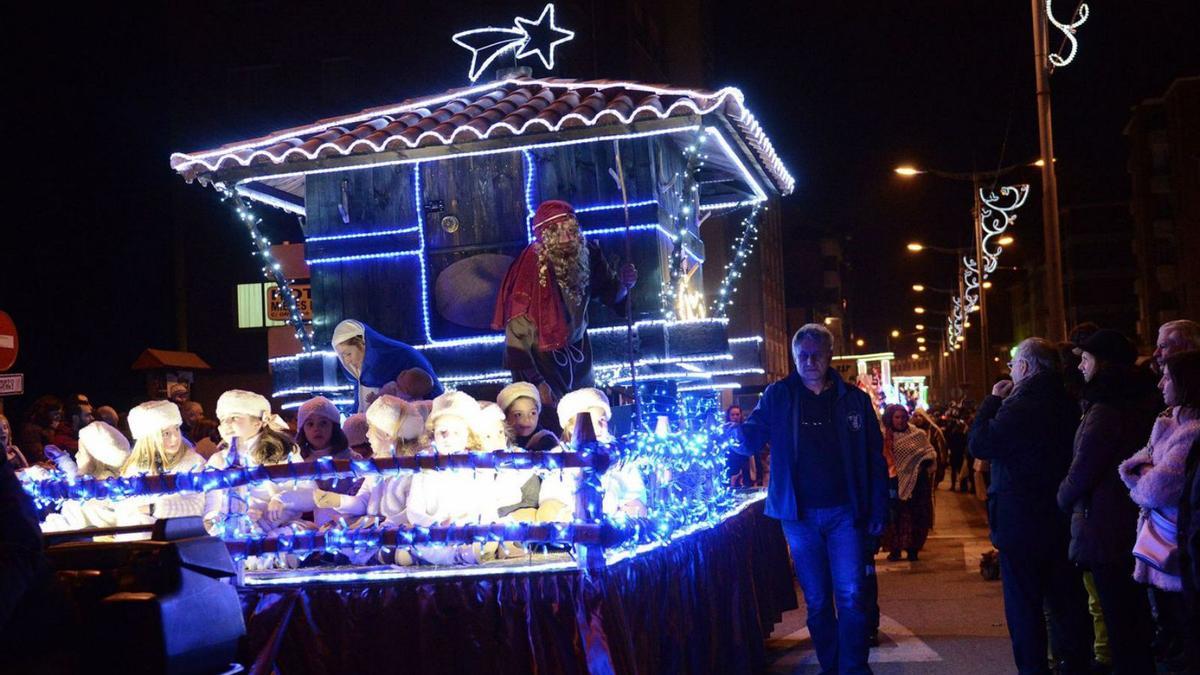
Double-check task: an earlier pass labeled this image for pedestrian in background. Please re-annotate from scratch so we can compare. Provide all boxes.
[970,337,1093,674]
[881,405,936,562]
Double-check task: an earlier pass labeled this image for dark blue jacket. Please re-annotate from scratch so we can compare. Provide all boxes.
[738,369,888,527]
[969,370,1080,550]
[345,322,443,412]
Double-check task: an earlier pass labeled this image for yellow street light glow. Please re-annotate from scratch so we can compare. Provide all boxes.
[942,351,950,357]
[911,354,920,360]
[914,307,926,314]
[917,337,927,344]
[964,321,972,328]
[855,338,865,347]
[982,281,993,289]
[912,284,926,292]
[906,243,924,252]
[824,317,833,325]
[894,166,921,177]
[993,356,1001,362]
[957,336,965,342]
[998,236,1014,246]
[891,330,901,338]
[915,324,925,330]
[919,345,928,352]
[1032,158,1057,167]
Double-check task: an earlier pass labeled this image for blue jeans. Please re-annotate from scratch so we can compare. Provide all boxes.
[781,506,872,675]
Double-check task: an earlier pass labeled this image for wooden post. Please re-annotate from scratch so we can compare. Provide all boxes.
[572,412,608,571]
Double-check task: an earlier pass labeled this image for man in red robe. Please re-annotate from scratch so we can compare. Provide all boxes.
[492,200,637,406]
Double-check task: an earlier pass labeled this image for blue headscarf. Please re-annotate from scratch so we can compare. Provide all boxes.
[332,320,443,412]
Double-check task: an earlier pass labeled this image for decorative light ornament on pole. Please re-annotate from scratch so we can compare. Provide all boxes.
[1046,0,1089,69]
[452,3,575,82]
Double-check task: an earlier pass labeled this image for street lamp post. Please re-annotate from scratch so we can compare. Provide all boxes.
[1031,0,1069,343]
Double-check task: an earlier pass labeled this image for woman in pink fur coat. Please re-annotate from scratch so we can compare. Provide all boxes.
[1120,353,1200,590]
[1120,350,1200,671]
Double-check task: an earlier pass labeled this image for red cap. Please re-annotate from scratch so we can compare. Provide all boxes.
[532,200,576,233]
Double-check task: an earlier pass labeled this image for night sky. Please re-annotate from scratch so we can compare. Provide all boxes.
[4,1,1197,419]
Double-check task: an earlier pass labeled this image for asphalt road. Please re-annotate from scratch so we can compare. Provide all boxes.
[763,485,1017,674]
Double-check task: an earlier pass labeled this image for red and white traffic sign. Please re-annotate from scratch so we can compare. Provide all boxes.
[0,311,17,372]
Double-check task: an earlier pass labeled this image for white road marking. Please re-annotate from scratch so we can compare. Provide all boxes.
[767,613,941,669]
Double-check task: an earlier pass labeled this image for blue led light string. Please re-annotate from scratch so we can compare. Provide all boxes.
[21,451,602,508]
[412,163,435,342]
[223,188,315,351]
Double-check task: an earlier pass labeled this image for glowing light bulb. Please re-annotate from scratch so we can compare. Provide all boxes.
[914,307,926,315]
[906,243,924,252]
[895,166,921,177]
[912,284,926,292]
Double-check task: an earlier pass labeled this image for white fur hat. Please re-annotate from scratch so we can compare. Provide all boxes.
[342,413,369,446]
[497,382,541,414]
[128,401,183,441]
[77,421,131,468]
[557,388,612,428]
[216,389,272,422]
[332,319,365,347]
[427,391,479,430]
[473,401,506,431]
[297,396,341,431]
[365,394,425,440]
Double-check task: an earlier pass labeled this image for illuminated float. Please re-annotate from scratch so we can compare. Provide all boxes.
[26,6,802,671]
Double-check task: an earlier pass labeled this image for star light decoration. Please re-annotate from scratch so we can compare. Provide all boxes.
[452,3,576,83]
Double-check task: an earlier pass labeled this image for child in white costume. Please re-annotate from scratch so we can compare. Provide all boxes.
[202,390,307,539]
[62,421,132,530]
[315,395,424,527]
[551,388,649,519]
[271,396,363,527]
[116,401,208,537]
[37,421,133,533]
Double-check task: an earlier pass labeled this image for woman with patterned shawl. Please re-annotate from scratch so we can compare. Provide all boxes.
[882,404,938,561]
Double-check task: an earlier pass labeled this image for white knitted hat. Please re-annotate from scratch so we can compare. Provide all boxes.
[77,421,131,468]
[427,391,479,430]
[215,389,272,422]
[128,400,184,441]
[297,396,341,430]
[331,320,365,347]
[557,388,611,428]
[366,395,411,438]
[497,382,541,414]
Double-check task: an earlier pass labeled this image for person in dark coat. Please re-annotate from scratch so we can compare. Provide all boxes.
[737,323,889,675]
[1056,329,1157,673]
[970,337,1094,675]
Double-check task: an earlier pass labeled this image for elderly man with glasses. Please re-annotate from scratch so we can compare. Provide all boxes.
[971,338,1094,674]
[735,323,888,674]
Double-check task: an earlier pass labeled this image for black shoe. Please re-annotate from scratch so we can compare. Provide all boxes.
[906,550,919,561]
[886,550,902,561]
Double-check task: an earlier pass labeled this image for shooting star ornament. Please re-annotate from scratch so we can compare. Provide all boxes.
[453,3,576,83]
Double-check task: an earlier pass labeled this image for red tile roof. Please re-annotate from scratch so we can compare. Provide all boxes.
[170,77,794,195]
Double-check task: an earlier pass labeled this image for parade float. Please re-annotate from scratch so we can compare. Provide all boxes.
[25,6,800,672]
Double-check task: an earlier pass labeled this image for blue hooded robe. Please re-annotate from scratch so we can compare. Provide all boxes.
[334,320,443,412]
